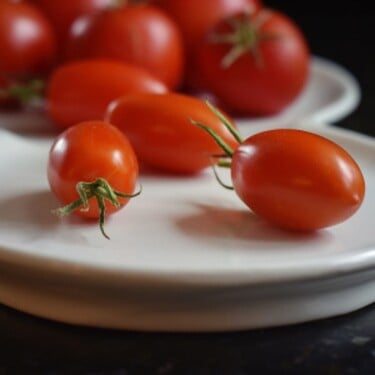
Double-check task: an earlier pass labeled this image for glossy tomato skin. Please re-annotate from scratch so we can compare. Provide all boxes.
[47,121,139,219]
[231,129,365,231]
[46,59,168,130]
[64,4,185,90]
[196,9,310,115]
[152,0,262,89]
[105,92,240,174]
[0,0,56,77]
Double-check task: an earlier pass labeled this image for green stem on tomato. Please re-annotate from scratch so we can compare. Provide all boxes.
[52,178,141,240]
[190,101,243,157]
[204,101,244,144]
[190,119,235,157]
[7,79,44,104]
[208,9,280,69]
[209,155,234,190]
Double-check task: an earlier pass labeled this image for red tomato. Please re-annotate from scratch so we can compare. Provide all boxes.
[0,0,56,77]
[196,9,310,115]
[152,0,263,89]
[105,92,240,174]
[64,4,185,90]
[47,120,139,238]
[30,0,113,47]
[229,129,365,231]
[46,59,168,130]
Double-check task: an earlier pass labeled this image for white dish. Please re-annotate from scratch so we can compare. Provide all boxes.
[0,56,361,137]
[0,124,373,332]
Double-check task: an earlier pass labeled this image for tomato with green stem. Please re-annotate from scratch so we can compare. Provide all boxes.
[196,9,310,115]
[105,92,240,174]
[47,120,140,239]
[46,59,168,130]
[152,0,263,90]
[192,105,366,231]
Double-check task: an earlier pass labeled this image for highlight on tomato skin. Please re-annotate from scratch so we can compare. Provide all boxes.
[29,0,114,50]
[105,92,241,174]
[230,129,366,231]
[0,0,57,77]
[47,120,140,239]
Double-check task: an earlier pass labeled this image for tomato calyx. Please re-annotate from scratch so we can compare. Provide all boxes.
[0,79,44,105]
[190,101,243,189]
[52,177,141,239]
[208,10,280,68]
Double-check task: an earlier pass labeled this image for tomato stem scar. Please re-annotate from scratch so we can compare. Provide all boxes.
[52,178,142,239]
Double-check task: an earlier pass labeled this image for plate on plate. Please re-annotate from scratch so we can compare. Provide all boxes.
[0,56,361,137]
[0,124,373,332]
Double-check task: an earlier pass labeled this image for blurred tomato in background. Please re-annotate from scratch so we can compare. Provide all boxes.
[64,3,185,90]
[0,0,56,77]
[152,0,263,89]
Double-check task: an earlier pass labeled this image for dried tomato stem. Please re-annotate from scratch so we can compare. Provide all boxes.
[52,178,141,239]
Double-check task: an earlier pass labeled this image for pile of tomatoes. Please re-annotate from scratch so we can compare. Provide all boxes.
[0,0,366,237]
[0,0,310,117]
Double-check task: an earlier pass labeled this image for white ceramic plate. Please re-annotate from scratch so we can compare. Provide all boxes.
[0,56,369,332]
[0,123,373,332]
[0,56,361,137]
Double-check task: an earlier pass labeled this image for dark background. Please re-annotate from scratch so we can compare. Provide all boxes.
[0,1,374,374]
[268,0,374,137]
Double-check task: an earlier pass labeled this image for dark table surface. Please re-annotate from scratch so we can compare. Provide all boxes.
[1,1,374,374]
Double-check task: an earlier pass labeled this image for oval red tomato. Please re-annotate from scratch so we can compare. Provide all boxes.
[196,9,310,115]
[46,59,168,130]
[47,120,139,238]
[105,92,240,174]
[230,129,365,231]
[0,0,56,77]
[152,0,263,89]
[64,4,185,90]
